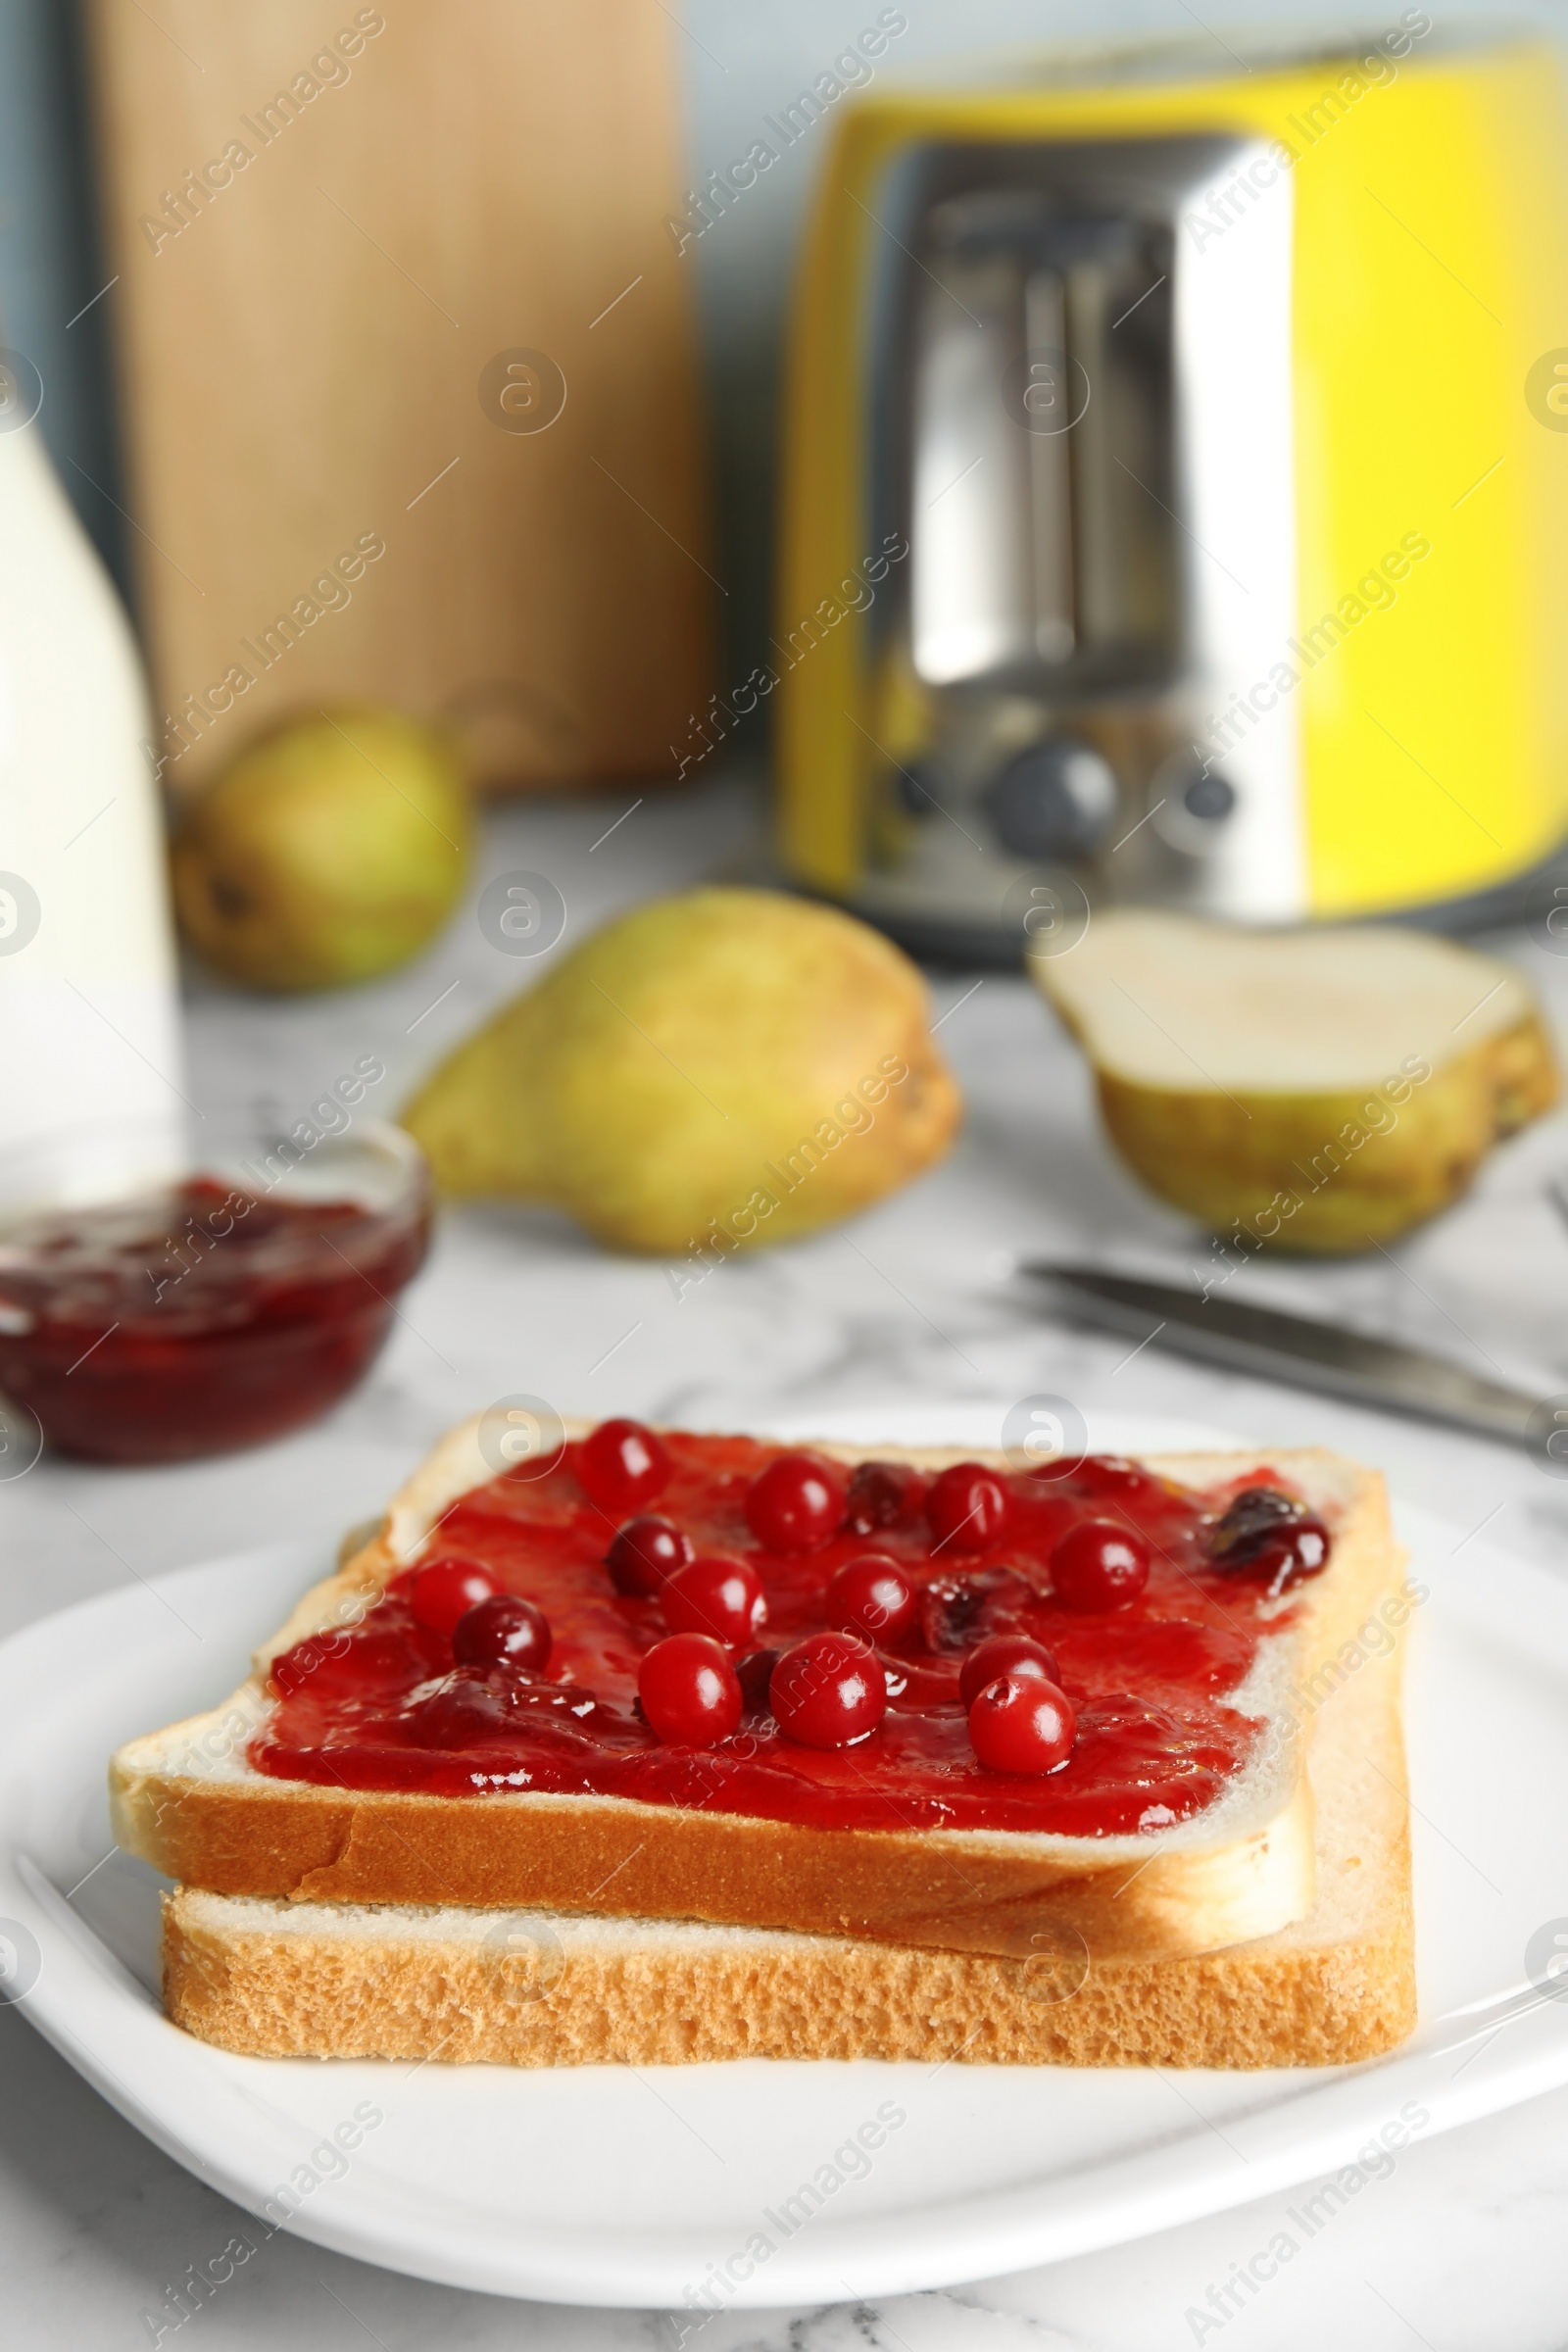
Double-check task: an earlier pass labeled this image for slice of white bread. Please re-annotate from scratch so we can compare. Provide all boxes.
[113,1424,1408,1972]
[161,1594,1413,2069]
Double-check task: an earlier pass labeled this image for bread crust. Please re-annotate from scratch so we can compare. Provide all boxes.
[114,1433,1403,1964]
[125,1763,1318,1963]
[164,1900,1412,2068]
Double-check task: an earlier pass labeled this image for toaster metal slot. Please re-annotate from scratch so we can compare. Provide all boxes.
[1022,266,1073,662]
[907,192,1177,702]
[1060,222,1173,666]
[909,242,1035,686]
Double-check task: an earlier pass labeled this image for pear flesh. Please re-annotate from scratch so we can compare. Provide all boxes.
[402,888,962,1255]
[1032,910,1558,1251]
[172,708,471,992]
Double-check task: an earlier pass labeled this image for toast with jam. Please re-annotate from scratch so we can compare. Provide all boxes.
[113,1415,1418,2066]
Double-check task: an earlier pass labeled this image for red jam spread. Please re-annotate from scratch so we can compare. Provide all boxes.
[254,1430,1330,1837]
[0,1178,429,1463]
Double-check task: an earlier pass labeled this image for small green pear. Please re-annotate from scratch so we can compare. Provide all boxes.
[172,708,471,991]
[402,888,963,1254]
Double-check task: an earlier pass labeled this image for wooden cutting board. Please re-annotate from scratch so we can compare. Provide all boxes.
[83,0,713,795]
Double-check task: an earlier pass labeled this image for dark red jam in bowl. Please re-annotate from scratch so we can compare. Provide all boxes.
[254,1429,1332,1837]
[0,1166,429,1463]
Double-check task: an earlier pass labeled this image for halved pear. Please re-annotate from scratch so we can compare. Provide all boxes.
[1031,910,1558,1251]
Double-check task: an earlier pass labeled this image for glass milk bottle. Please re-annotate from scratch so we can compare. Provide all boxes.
[0,346,184,1200]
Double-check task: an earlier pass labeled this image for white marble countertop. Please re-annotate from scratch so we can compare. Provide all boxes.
[6,771,1568,2350]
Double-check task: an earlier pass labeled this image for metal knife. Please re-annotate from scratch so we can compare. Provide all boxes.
[1020,1262,1547,1448]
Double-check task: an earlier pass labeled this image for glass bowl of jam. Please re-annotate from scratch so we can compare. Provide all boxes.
[0,1113,431,1464]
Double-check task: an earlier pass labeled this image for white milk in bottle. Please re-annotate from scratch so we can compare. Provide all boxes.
[0,343,185,1202]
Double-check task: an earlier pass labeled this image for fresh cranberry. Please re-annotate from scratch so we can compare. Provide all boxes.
[967,1673,1076,1773]
[270,1626,418,1699]
[745,1451,847,1551]
[638,1633,742,1745]
[606,1514,693,1597]
[770,1632,886,1748]
[1068,1454,1161,1502]
[1204,1487,1332,1595]
[919,1565,1036,1653]
[662,1553,767,1646]
[576,1418,671,1515]
[825,1553,919,1644]
[453,1592,552,1672]
[1050,1520,1151,1611]
[844,1459,926,1537]
[958,1634,1062,1710]
[407,1670,516,1748]
[1231,1518,1332,1598]
[927,1461,1012,1553]
[407,1558,502,1636]
[1207,1486,1301,1554]
[735,1646,780,1718]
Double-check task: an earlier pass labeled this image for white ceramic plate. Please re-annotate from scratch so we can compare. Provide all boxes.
[5,1405,1568,2311]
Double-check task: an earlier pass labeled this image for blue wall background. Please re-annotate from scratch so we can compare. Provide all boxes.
[0,0,126,591]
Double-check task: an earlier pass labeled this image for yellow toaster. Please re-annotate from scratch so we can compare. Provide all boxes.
[775,26,1568,956]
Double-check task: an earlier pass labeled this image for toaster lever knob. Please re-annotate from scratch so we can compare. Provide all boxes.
[983,736,1117,861]
[1180,766,1236,824]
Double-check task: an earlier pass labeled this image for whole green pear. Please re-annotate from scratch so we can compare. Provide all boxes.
[172,708,471,991]
[402,888,963,1253]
